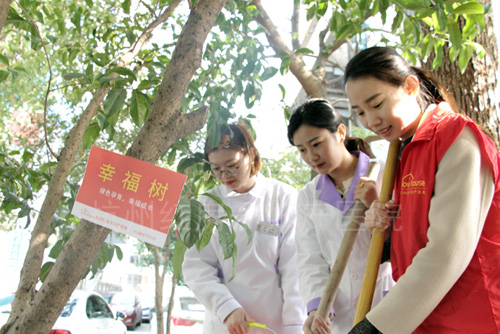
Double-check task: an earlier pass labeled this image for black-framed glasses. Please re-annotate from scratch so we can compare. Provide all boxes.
[210,158,244,178]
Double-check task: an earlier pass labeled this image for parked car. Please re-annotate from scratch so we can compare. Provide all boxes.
[0,293,14,327]
[49,290,127,334]
[168,287,204,330]
[141,298,154,323]
[106,291,142,330]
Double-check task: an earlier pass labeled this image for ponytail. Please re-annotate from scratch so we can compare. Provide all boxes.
[345,137,375,158]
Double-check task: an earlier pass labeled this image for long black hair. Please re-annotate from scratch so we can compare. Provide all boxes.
[343,46,458,112]
[287,98,375,158]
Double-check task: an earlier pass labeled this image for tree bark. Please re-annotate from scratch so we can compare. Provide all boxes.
[0,0,10,35]
[153,231,171,334]
[250,0,327,98]
[423,0,500,148]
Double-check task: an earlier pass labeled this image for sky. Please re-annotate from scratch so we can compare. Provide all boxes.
[246,2,500,160]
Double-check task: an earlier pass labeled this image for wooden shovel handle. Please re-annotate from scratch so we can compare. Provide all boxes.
[353,140,401,325]
[313,161,381,325]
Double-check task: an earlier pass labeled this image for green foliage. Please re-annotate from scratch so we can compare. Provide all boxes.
[0,147,49,228]
[297,0,486,73]
[390,0,486,72]
[261,148,312,190]
[175,198,207,248]
[171,190,251,282]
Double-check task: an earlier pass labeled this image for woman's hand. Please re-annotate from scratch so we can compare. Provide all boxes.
[303,310,332,334]
[354,177,378,208]
[224,308,252,334]
[364,199,399,233]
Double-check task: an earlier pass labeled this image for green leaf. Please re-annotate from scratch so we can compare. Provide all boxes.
[175,198,206,247]
[122,0,131,14]
[63,72,86,81]
[317,2,328,16]
[244,83,257,108]
[130,90,150,127]
[448,45,460,62]
[105,67,137,82]
[391,11,404,33]
[228,245,238,282]
[0,54,9,66]
[279,84,286,101]
[359,0,370,11]
[49,239,64,259]
[451,2,484,15]
[196,221,215,251]
[202,193,233,218]
[18,202,31,218]
[126,31,135,45]
[0,70,8,83]
[235,220,252,244]
[447,18,462,48]
[280,57,290,75]
[260,67,278,81]
[217,221,235,260]
[172,239,187,280]
[336,23,354,41]
[306,4,317,21]
[177,156,202,173]
[432,43,444,69]
[458,43,473,73]
[404,0,427,10]
[40,262,54,283]
[103,87,127,118]
[293,48,314,55]
[82,123,100,149]
[421,34,436,60]
[99,76,125,85]
[115,245,123,260]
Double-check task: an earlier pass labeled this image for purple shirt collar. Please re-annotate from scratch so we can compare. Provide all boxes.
[316,151,370,214]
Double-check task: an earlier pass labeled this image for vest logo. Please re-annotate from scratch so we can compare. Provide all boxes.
[401,173,426,195]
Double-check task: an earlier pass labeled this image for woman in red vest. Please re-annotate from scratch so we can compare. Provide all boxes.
[344,46,500,333]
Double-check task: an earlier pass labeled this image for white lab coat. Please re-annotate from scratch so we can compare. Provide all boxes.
[182,174,306,334]
[296,152,395,333]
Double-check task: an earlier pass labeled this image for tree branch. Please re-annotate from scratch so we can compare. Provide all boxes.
[291,0,300,50]
[250,0,326,97]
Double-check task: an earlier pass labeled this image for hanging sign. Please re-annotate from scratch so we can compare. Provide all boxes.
[71,146,186,247]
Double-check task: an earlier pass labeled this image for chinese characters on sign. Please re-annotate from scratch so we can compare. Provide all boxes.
[71,146,187,247]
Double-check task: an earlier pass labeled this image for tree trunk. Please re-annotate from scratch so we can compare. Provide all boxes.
[166,276,177,334]
[153,231,172,334]
[1,0,227,333]
[5,0,181,330]
[0,0,10,34]
[423,0,500,148]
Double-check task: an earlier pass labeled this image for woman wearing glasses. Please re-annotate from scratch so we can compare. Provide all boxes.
[182,122,306,334]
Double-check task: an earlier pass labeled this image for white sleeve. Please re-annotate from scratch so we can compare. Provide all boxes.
[296,188,332,313]
[276,187,306,334]
[182,197,241,323]
[367,126,495,333]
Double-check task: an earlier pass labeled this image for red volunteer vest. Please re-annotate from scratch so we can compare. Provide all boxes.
[392,103,500,333]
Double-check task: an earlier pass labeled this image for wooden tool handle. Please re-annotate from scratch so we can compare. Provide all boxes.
[313,161,381,325]
[353,140,401,325]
